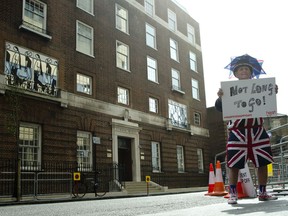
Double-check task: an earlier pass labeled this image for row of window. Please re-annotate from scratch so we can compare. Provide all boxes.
[76,3,199,93]
[21,0,201,99]
[19,122,204,173]
[151,141,204,173]
[19,0,202,128]
[75,2,202,128]
[77,5,200,96]
[21,0,198,76]
[18,123,93,170]
[144,22,196,69]
[117,88,201,127]
[77,0,196,45]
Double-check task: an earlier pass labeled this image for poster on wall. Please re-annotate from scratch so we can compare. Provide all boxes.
[221,77,277,121]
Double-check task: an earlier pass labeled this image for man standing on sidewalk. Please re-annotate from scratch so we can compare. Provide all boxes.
[215,54,278,204]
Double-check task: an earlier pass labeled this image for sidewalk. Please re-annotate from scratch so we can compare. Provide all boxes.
[0,186,208,206]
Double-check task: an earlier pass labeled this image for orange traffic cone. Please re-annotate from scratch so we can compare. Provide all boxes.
[210,160,228,196]
[205,163,215,196]
[224,173,248,199]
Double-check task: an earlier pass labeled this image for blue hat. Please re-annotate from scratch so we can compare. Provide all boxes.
[225,54,266,79]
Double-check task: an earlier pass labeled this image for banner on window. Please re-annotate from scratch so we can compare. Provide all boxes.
[4,42,58,96]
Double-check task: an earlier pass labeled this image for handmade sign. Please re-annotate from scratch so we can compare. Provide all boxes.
[221,77,277,120]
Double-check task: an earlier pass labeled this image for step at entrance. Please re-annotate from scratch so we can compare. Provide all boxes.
[124,181,166,194]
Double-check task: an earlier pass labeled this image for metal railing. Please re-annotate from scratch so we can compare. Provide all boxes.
[0,161,124,201]
[214,123,288,189]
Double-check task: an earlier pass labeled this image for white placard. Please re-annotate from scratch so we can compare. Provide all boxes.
[221,78,277,121]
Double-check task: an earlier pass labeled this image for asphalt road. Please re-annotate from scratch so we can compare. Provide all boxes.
[0,192,287,216]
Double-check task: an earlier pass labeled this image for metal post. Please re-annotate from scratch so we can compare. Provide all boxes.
[93,132,97,197]
[280,135,288,189]
[16,127,21,202]
[16,156,21,201]
[147,181,149,196]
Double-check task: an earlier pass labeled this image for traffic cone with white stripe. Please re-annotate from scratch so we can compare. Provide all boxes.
[205,163,215,196]
[210,160,228,196]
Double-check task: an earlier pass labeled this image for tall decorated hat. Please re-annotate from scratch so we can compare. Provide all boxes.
[224,54,266,79]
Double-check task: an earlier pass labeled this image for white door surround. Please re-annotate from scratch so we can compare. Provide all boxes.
[112,118,142,182]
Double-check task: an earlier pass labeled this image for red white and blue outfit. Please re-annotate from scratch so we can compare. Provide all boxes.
[215,98,274,169]
[219,54,277,203]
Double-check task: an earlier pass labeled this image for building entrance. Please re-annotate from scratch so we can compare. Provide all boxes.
[118,137,132,181]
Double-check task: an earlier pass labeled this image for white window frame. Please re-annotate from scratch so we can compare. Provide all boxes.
[192,78,200,100]
[147,56,158,82]
[115,4,129,34]
[171,68,181,91]
[77,0,94,15]
[170,38,179,61]
[117,86,129,105]
[194,112,201,126]
[146,23,156,49]
[76,20,94,57]
[168,9,177,32]
[77,73,92,95]
[116,41,130,71]
[151,141,161,172]
[145,0,154,17]
[149,97,159,113]
[187,24,195,45]
[189,51,197,72]
[19,122,41,170]
[77,131,93,171]
[177,145,185,173]
[20,0,51,39]
[168,99,188,128]
[197,148,204,173]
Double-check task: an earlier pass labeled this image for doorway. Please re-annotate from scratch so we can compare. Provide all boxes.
[118,137,132,181]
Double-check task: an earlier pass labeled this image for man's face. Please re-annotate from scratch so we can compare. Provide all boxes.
[234,66,251,80]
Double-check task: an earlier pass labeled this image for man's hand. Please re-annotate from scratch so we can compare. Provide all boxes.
[217,88,224,98]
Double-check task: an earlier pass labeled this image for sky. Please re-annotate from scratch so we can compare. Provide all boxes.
[175,0,288,115]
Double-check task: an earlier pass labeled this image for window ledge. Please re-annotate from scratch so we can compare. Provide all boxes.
[19,24,52,40]
[116,67,131,73]
[190,125,210,137]
[172,87,185,95]
[152,171,162,173]
[148,80,159,84]
[76,49,95,58]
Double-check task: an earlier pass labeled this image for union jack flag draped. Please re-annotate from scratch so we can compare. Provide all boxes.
[226,118,274,168]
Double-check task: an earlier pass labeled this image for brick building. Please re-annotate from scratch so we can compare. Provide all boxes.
[0,0,210,191]
[206,107,227,162]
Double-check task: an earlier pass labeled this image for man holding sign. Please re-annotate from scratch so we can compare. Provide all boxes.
[215,54,278,204]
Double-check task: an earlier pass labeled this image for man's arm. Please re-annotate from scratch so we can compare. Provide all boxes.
[215,97,222,112]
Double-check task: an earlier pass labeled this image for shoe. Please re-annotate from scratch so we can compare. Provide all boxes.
[228,193,238,204]
[258,192,278,201]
